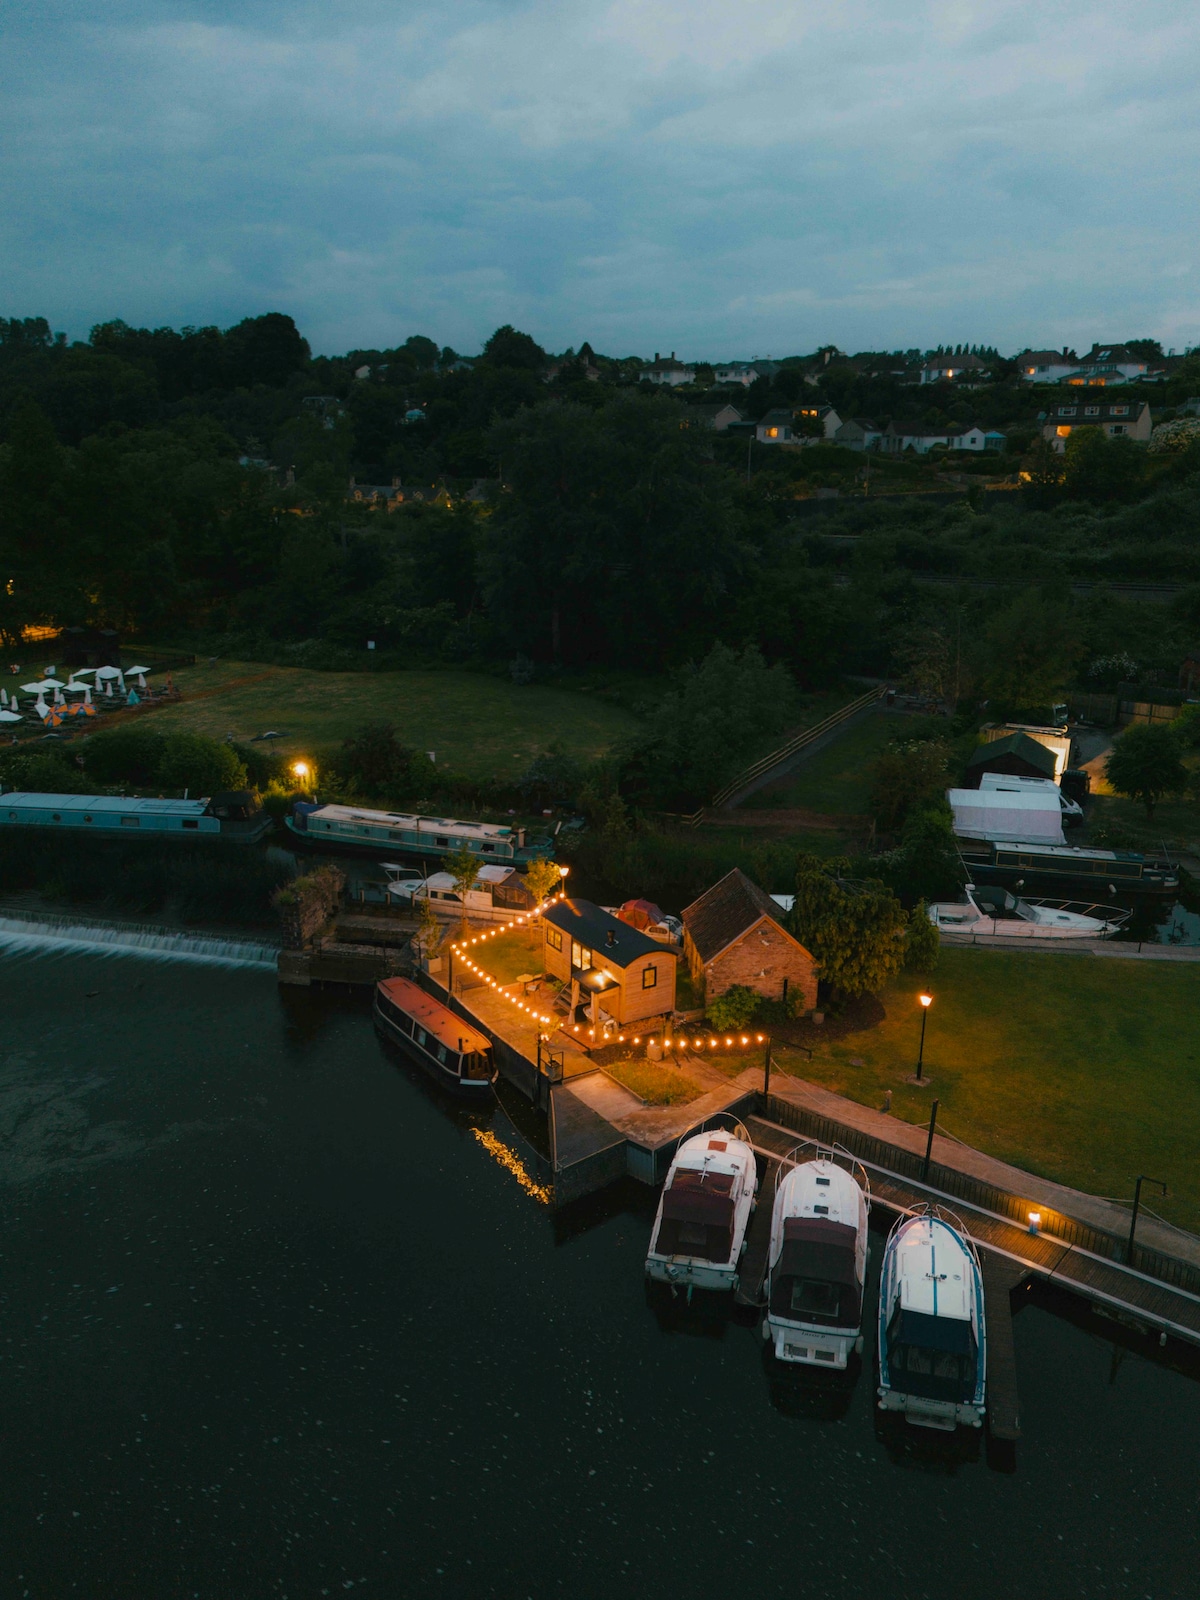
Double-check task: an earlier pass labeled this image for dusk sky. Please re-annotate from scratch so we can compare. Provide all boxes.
[4,0,1199,357]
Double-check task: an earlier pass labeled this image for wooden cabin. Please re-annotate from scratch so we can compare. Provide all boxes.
[682,869,818,1014]
[541,898,676,1027]
[964,732,1059,787]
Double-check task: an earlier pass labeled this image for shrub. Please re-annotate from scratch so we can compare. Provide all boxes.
[83,725,168,785]
[333,722,430,800]
[707,984,761,1030]
[905,902,940,974]
[156,732,248,796]
[0,749,89,793]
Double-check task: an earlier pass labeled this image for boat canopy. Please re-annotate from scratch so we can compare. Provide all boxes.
[886,1307,978,1404]
[769,1217,861,1325]
[655,1169,736,1262]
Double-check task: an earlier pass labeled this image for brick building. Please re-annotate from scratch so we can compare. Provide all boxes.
[681,870,818,1014]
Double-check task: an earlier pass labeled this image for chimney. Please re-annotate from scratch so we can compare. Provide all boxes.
[654,352,659,363]
[605,929,616,948]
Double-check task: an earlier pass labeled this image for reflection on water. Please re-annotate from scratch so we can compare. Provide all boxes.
[1,941,1199,1598]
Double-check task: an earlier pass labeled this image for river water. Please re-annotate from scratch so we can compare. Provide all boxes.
[0,940,1196,1600]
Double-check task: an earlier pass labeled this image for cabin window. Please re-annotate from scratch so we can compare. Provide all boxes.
[83,815,92,823]
[435,1043,448,1065]
[121,817,140,827]
[642,965,657,989]
[790,1279,840,1317]
[571,941,593,971]
[182,819,199,830]
[51,813,61,822]
[435,836,449,848]
[546,927,563,952]
[414,1026,428,1049]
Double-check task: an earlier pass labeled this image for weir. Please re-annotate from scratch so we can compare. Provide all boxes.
[0,910,280,968]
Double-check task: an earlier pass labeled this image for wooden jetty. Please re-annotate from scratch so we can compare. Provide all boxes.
[737,1110,1200,1443]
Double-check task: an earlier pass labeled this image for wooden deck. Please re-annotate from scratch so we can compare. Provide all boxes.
[741,1114,1200,1351]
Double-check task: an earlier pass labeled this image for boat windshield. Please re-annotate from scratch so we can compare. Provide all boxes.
[655,1170,736,1262]
[886,1309,977,1403]
[769,1218,861,1326]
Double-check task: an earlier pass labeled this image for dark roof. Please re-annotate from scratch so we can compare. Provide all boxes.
[758,408,794,426]
[1045,401,1148,421]
[1021,350,1075,365]
[542,898,666,969]
[682,869,787,964]
[966,733,1057,778]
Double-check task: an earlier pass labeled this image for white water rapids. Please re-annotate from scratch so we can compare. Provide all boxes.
[0,910,279,969]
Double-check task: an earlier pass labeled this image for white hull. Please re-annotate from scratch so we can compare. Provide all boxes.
[645,1124,757,1295]
[929,885,1126,940]
[765,1149,870,1370]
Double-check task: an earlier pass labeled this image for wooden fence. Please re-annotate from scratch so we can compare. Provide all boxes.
[1070,690,1186,728]
[710,686,886,809]
[760,1092,1200,1296]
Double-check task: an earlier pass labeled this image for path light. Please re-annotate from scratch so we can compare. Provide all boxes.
[292,760,310,780]
[915,993,934,1083]
[1027,1211,1041,1235]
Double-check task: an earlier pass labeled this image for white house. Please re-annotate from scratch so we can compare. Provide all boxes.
[833,417,882,451]
[756,408,795,444]
[712,360,781,386]
[1076,344,1149,383]
[688,403,744,432]
[880,422,992,455]
[1019,349,1079,384]
[1039,400,1153,453]
[643,352,694,386]
[794,402,843,440]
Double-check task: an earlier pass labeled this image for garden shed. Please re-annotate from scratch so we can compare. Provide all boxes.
[681,869,818,1014]
[965,732,1059,787]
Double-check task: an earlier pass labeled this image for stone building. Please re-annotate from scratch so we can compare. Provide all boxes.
[681,869,818,1014]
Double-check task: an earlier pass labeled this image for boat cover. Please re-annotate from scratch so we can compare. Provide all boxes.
[654,1170,736,1262]
[948,787,1065,846]
[886,1308,977,1403]
[769,1217,861,1325]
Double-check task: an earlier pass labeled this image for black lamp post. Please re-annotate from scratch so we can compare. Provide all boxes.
[761,1034,772,1097]
[1127,1175,1168,1267]
[915,993,933,1082]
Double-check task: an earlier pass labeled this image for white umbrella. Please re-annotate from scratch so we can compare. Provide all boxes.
[95,666,123,680]
[0,710,22,723]
[68,667,97,678]
[21,681,50,693]
[123,665,151,676]
[53,689,63,705]
[65,680,87,692]
[39,677,66,690]
[104,681,113,697]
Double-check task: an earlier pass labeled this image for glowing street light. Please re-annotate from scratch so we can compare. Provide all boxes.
[915,993,933,1083]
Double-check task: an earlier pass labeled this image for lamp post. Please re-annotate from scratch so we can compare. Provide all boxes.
[761,1034,772,1098]
[1127,1175,1168,1267]
[915,993,933,1082]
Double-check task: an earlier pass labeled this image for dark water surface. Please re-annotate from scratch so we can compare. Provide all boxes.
[1,947,1197,1600]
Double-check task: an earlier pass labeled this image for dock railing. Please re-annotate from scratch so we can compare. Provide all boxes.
[758,1092,1200,1297]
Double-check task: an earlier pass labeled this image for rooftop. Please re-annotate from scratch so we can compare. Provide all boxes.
[682,868,786,965]
[543,897,668,970]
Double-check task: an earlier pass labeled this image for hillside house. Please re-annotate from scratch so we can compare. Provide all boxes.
[681,869,818,1014]
[542,899,676,1028]
[1040,400,1152,453]
[1019,349,1078,383]
[688,403,744,432]
[833,417,882,451]
[880,422,990,455]
[920,353,991,384]
[643,353,694,387]
[756,409,796,444]
[713,360,782,386]
[795,402,843,440]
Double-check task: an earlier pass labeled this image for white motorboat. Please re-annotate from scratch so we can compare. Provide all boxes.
[877,1206,986,1431]
[645,1120,757,1295]
[764,1143,870,1369]
[928,883,1128,939]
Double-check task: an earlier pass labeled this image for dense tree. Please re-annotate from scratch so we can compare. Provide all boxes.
[1104,725,1188,818]
[788,857,907,998]
[975,590,1078,714]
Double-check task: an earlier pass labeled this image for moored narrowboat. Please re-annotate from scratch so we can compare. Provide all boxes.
[960,840,1178,894]
[288,801,554,867]
[0,790,273,843]
[373,976,495,1095]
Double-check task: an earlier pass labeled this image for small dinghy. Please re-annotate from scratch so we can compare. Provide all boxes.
[764,1143,870,1369]
[645,1120,757,1295]
[877,1205,986,1430]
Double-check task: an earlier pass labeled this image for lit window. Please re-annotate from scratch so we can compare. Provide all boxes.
[546,926,563,952]
[1056,425,1071,437]
[643,966,658,989]
[767,428,778,438]
[1111,405,1129,416]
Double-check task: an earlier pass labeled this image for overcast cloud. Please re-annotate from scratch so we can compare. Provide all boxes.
[2,0,1199,356]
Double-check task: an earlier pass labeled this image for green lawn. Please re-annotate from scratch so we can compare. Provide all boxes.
[742,710,900,814]
[774,948,1200,1229]
[468,927,544,983]
[605,1057,702,1106]
[135,660,642,781]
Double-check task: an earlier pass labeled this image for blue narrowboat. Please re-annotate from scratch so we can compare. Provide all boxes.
[0,791,273,843]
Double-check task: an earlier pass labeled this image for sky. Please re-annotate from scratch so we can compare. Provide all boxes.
[3,0,1200,359]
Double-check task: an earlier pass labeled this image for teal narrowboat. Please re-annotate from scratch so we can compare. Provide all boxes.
[0,791,273,842]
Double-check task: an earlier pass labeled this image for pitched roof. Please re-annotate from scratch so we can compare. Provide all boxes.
[682,869,787,964]
[758,408,794,426]
[542,897,666,969]
[966,733,1057,778]
[1045,400,1149,421]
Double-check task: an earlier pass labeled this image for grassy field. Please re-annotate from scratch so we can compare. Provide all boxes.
[132,660,642,781]
[772,947,1200,1228]
[605,1058,701,1105]
[743,710,900,813]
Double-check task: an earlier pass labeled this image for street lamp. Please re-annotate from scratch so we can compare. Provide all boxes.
[915,993,933,1082]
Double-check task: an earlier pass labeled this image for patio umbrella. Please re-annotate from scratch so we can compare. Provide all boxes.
[104,681,113,697]
[0,710,22,723]
[126,689,140,706]
[21,682,50,693]
[39,677,66,690]
[124,666,151,688]
[68,667,97,678]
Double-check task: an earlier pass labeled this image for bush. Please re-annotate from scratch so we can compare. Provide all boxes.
[83,725,168,785]
[905,902,940,974]
[333,722,431,801]
[868,740,950,831]
[879,803,966,906]
[0,748,90,793]
[707,984,761,1030]
[156,732,248,796]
